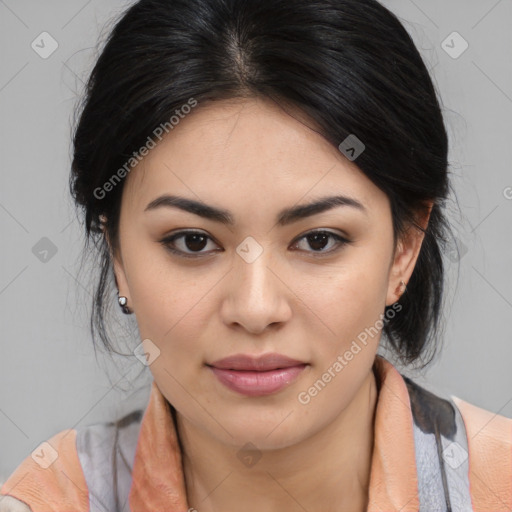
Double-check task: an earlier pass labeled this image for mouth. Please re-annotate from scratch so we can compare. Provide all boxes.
[206,353,308,396]
[208,352,306,371]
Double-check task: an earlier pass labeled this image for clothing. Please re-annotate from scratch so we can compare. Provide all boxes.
[1,355,511,511]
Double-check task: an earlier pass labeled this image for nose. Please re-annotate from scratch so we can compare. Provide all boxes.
[220,244,292,334]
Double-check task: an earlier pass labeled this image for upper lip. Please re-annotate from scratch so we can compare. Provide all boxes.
[208,353,306,371]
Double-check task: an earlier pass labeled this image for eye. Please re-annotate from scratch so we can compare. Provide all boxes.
[160,229,351,259]
[160,230,221,259]
[290,230,351,256]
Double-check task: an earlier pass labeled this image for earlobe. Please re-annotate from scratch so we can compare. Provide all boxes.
[102,216,133,312]
[111,246,134,315]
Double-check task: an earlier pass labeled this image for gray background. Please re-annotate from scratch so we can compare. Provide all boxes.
[1,0,511,481]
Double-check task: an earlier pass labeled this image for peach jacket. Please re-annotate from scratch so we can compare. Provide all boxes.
[1,356,511,511]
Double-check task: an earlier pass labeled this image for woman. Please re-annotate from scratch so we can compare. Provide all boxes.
[1,0,510,510]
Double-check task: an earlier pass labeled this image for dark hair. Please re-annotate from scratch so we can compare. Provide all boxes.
[70,0,457,378]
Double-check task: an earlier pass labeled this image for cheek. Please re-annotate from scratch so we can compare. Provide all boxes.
[295,257,390,342]
[122,239,215,337]
[292,269,390,392]
[134,281,212,351]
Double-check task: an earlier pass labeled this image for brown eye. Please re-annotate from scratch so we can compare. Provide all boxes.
[291,230,350,255]
[181,233,208,251]
[160,231,221,258]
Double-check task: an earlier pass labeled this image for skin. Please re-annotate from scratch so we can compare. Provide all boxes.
[109,96,431,512]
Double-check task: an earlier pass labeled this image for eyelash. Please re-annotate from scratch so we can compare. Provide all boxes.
[159,229,351,259]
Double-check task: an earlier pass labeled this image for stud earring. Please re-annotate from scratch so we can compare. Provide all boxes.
[118,294,132,314]
[398,280,407,297]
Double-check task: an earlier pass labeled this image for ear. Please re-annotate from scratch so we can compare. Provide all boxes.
[102,216,132,305]
[385,201,433,306]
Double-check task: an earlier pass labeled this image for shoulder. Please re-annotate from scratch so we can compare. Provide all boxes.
[0,409,144,512]
[452,394,512,447]
[0,428,89,511]
[451,395,512,510]
[452,394,512,466]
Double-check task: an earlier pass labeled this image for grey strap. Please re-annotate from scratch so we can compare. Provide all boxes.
[405,376,473,511]
[75,410,143,512]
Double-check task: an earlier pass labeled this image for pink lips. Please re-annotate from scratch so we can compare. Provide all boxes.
[207,353,307,396]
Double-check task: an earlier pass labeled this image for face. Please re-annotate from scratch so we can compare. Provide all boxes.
[110,96,427,450]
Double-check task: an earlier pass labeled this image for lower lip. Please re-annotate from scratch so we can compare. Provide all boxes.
[208,364,307,396]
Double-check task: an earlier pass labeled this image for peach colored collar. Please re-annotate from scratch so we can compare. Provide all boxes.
[129,355,419,511]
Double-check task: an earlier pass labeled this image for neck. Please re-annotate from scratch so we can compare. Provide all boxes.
[176,367,378,512]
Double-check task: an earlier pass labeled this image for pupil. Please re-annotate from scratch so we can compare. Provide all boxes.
[186,234,207,251]
[308,233,328,251]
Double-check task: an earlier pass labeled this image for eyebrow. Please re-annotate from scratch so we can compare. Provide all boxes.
[144,194,367,226]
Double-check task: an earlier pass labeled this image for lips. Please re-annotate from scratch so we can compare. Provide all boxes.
[207,353,308,396]
[208,353,305,371]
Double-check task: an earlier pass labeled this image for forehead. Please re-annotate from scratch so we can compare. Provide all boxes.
[121,97,387,218]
